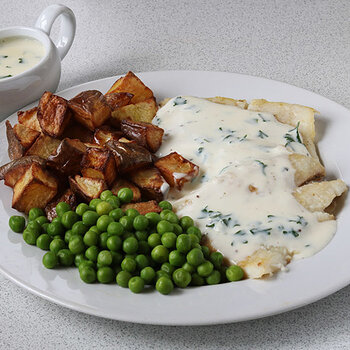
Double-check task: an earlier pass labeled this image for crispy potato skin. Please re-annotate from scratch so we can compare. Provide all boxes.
[26,134,61,160]
[111,178,141,202]
[130,167,169,201]
[81,148,117,186]
[47,138,87,176]
[17,107,41,132]
[12,163,58,213]
[121,119,164,152]
[6,121,25,160]
[93,126,123,146]
[155,152,199,189]
[37,91,72,137]
[69,175,107,202]
[61,119,94,143]
[69,90,111,131]
[122,200,162,215]
[45,188,77,221]
[106,71,153,104]
[106,140,153,173]
[104,92,133,110]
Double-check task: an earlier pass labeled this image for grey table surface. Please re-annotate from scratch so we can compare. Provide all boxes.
[1,0,350,349]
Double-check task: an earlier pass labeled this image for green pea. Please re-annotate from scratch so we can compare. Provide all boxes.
[28,208,44,221]
[145,212,161,226]
[68,235,85,255]
[9,215,25,233]
[107,222,124,236]
[140,266,156,284]
[97,266,115,283]
[46,221,63,237]
[187,226,202,240]
[133,215,149,231]
[97,250,113,266]
[109,208,124,221]
[197,261,214,277]
[106,235,122,252]
[162,212,179,224]
[135,254,149,270]
[36,234,52,250]
[135,230,148,241]
[119,216,133,231]
[168,250,186,267]
[57,249,74,266]
[96,201,113,216]
[121,257,136,273]
[82,210,99,226]
[50,238,66,254]
[51,217,61,224]
[74,253,86,267]
[161,232,177,249]
[182,262,195,274]
[158,201,172,210]
[201,245,210,259]
[75,203,89,216]
[116,270,132,287]
[191,273,205,286]
[41,222,49,234]
[83,230,99,247]
[138,240,150,255]
[206,270,221,285]
[42,251,58,269]
[35,216,49,226]
[96,215,114,232]
[117,188,133,203]
[55,202,71,218]
[105,195,120,209]
[151,245,169,264]
[71,221,88,236]
[100,190,113,201]
[79,260,96,272]
[26,221,42,235]
[98,232,108,249]
[128,276,144,293]
[226,265,244,282]
[125,208,140,219]
[210,251,224,269]
[111,251,123,267]
[89,225,100,234]
[157,220,174,235]
[85,245,99,262]
[123,237,139,254]
[61,211,79,229]
[89,198,102,210]
[172,268,191,288]
[64,230,74,244]
[176,234,191,253]
[122,232,135,240]
[23,229,39,245]
[161,262,175,276]
[180,216,194,230]
[186,248,204,266]
[148,233,161,248]
[80,266,96,283]
[189,233,200,247]
[156,270,170,280]
[172,223,183,235]
[160,209,172,219]
[156,276,174,295]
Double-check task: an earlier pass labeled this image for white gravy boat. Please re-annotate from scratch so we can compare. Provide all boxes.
[0,4,76,120]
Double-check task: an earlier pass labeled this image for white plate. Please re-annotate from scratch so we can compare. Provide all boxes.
[0,71,349,326]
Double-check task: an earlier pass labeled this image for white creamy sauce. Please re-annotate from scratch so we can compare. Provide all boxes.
[0,36,45,79]
[154,96,336,264]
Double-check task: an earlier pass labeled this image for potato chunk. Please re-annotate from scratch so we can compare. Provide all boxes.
[122,200,162,215]
[47,138,87,176]
[69,175,107,202]
[6,121,25,160]
[45,188,77,221]
[111,178,141,202]
[105,92,133,110]
[106,140,153,173]
[293,179,347,213]
[207,97,248,109]
[289,153,325,186]
[110,98,158,127]
[61,120,94,143]
[0,156,45,188]
[106,71,153,104]
[155,152,199,190]
[17,107,41,132]
[12,163,58,213]
[130,167,169,201]
[69,90,111,131]
[13,123,40,150]
[81,148,117,186]
[121,119,164,152]
[93,126,123,146]
[26,134,61,160]
[37,91,72,137]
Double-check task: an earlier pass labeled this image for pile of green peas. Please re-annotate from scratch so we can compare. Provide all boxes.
[8,187,244,294]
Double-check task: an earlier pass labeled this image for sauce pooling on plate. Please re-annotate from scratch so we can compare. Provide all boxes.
[0,36,45,79]
[154,96,336,264]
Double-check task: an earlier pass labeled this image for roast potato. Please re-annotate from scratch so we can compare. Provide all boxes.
[122,200,162,215]
[17,107,41,132]
[26,134,61,160]
[45,188,77,221]
[111,178,141,202]
[69,175,107,202]
[104,92,133,110]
